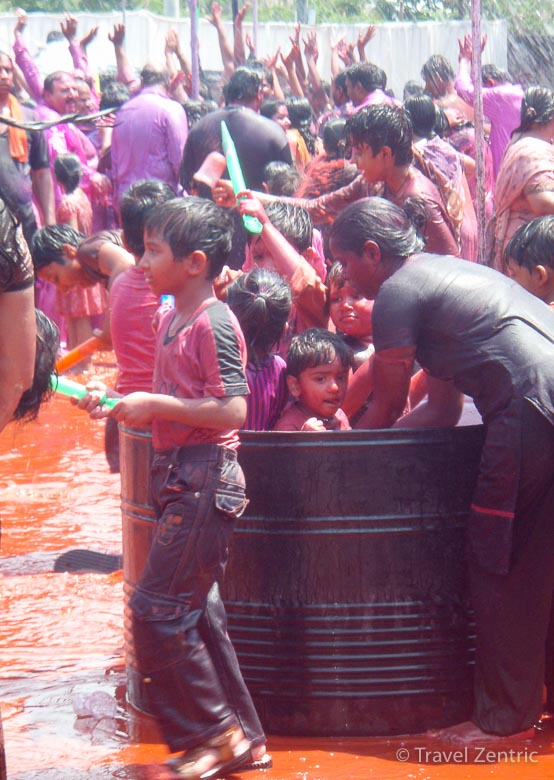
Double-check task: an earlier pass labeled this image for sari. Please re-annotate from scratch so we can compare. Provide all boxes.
[489,136,554,271]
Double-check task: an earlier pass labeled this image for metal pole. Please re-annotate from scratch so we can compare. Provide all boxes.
[470,0,486,263]
[253,0,259,56]
[189,0,199,99]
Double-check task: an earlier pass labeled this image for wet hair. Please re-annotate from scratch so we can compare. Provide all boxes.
[144,196,233,278]
[403,79,424,101]
[43,70,72,95]
[326,260,347,292]
[46,30,65,44]
[515,86,554,134]
[346,104,413,166]
[119,180,176,258]
[99,80,130,111]
[262,162,301,196]
[54,153,82,194]
[421,55,455,93]
[433,106,451,138]
[330,196,424,259]
[286,96,317,155]
[31,224,85,270]
[482,64,513,86]
[260,98,285,120]
[225,67,262,105]
[333,71,348,98]
[140,64,168,87]
[404,95,437,139]
[226,268,292,363]
[263,202,313,253]
[245,59,274,89]
[345,62,387,93]
[13,309,59,423]
[504,216,554,272]
[322,118,348,159]
[286,327,353,378]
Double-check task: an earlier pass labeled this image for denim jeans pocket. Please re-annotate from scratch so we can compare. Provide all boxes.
[214,490,249,521]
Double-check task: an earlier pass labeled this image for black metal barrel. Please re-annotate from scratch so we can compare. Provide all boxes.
[120,425,485,735]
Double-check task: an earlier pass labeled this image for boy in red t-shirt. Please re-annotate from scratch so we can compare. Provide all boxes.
[105,197,269,779]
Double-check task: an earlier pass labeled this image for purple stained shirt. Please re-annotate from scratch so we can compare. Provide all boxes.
[111,86,188,211]
[244,354,288,431]
[454,71,524,178]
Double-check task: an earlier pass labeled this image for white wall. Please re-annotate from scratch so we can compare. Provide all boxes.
[0,10,507,101]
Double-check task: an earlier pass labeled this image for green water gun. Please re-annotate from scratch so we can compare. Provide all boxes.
[221,121,263,235]
[50,375,119,409]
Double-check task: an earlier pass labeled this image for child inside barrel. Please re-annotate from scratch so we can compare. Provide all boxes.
[504,215,554,309]
[273,327,353,431]
[226,267,291,430]
[326,261,374,370]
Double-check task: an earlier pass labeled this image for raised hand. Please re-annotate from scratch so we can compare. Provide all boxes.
[108,23,125,47]
[14,8,28,35]
[303,31,318,62]
[357,25,376,60]
[80,26,99,50]
[61,14,78,43]
[235,1,251,26]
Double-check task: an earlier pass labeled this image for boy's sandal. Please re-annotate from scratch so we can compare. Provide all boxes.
[168,726,252,780]
[240,752,273,771]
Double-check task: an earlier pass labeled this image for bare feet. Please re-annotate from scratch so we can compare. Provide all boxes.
[427,720,535,743]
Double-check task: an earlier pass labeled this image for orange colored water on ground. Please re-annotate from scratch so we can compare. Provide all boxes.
[1,353,553,779]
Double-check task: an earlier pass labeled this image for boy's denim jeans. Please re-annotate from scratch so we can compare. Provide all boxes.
[129,443,265,753]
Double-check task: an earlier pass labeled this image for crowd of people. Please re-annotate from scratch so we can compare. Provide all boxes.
[1,6,554,780]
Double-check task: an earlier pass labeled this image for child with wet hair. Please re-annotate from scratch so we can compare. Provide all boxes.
[326,261,374,370]
[261,161,302,196]
[238,195,330,358]
[273,327,353,431]
[226,268,292,430]
[504,215,554,308]
[54,153,93,235]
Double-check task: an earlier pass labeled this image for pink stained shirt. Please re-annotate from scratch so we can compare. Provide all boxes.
[273,402,351,431]
[109,266,161,394]
[454,71,524,178]
[110,86,188,212]
[13,34,99,206]
[353,90,400,113]
[152,298,248,451]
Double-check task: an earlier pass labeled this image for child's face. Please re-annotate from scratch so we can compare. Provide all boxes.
[288,353,349,420]
[250,235,279,274]
[505,257,544,301]
[140,229,179,296]
[328,281,373,339]
[38,253,88,289]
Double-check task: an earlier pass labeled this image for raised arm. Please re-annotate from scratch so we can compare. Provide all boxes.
[207,1,235,81]
[13,8,43,102]
[262,48,285,101]
[109,24,140,93]
[62,15,100,110]
[233,2,251,67]
[356,25,376,62]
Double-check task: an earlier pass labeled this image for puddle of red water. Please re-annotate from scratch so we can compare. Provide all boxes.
[1,355,553,779]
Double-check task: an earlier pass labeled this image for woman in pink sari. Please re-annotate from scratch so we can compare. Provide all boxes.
[489,86,554,271]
